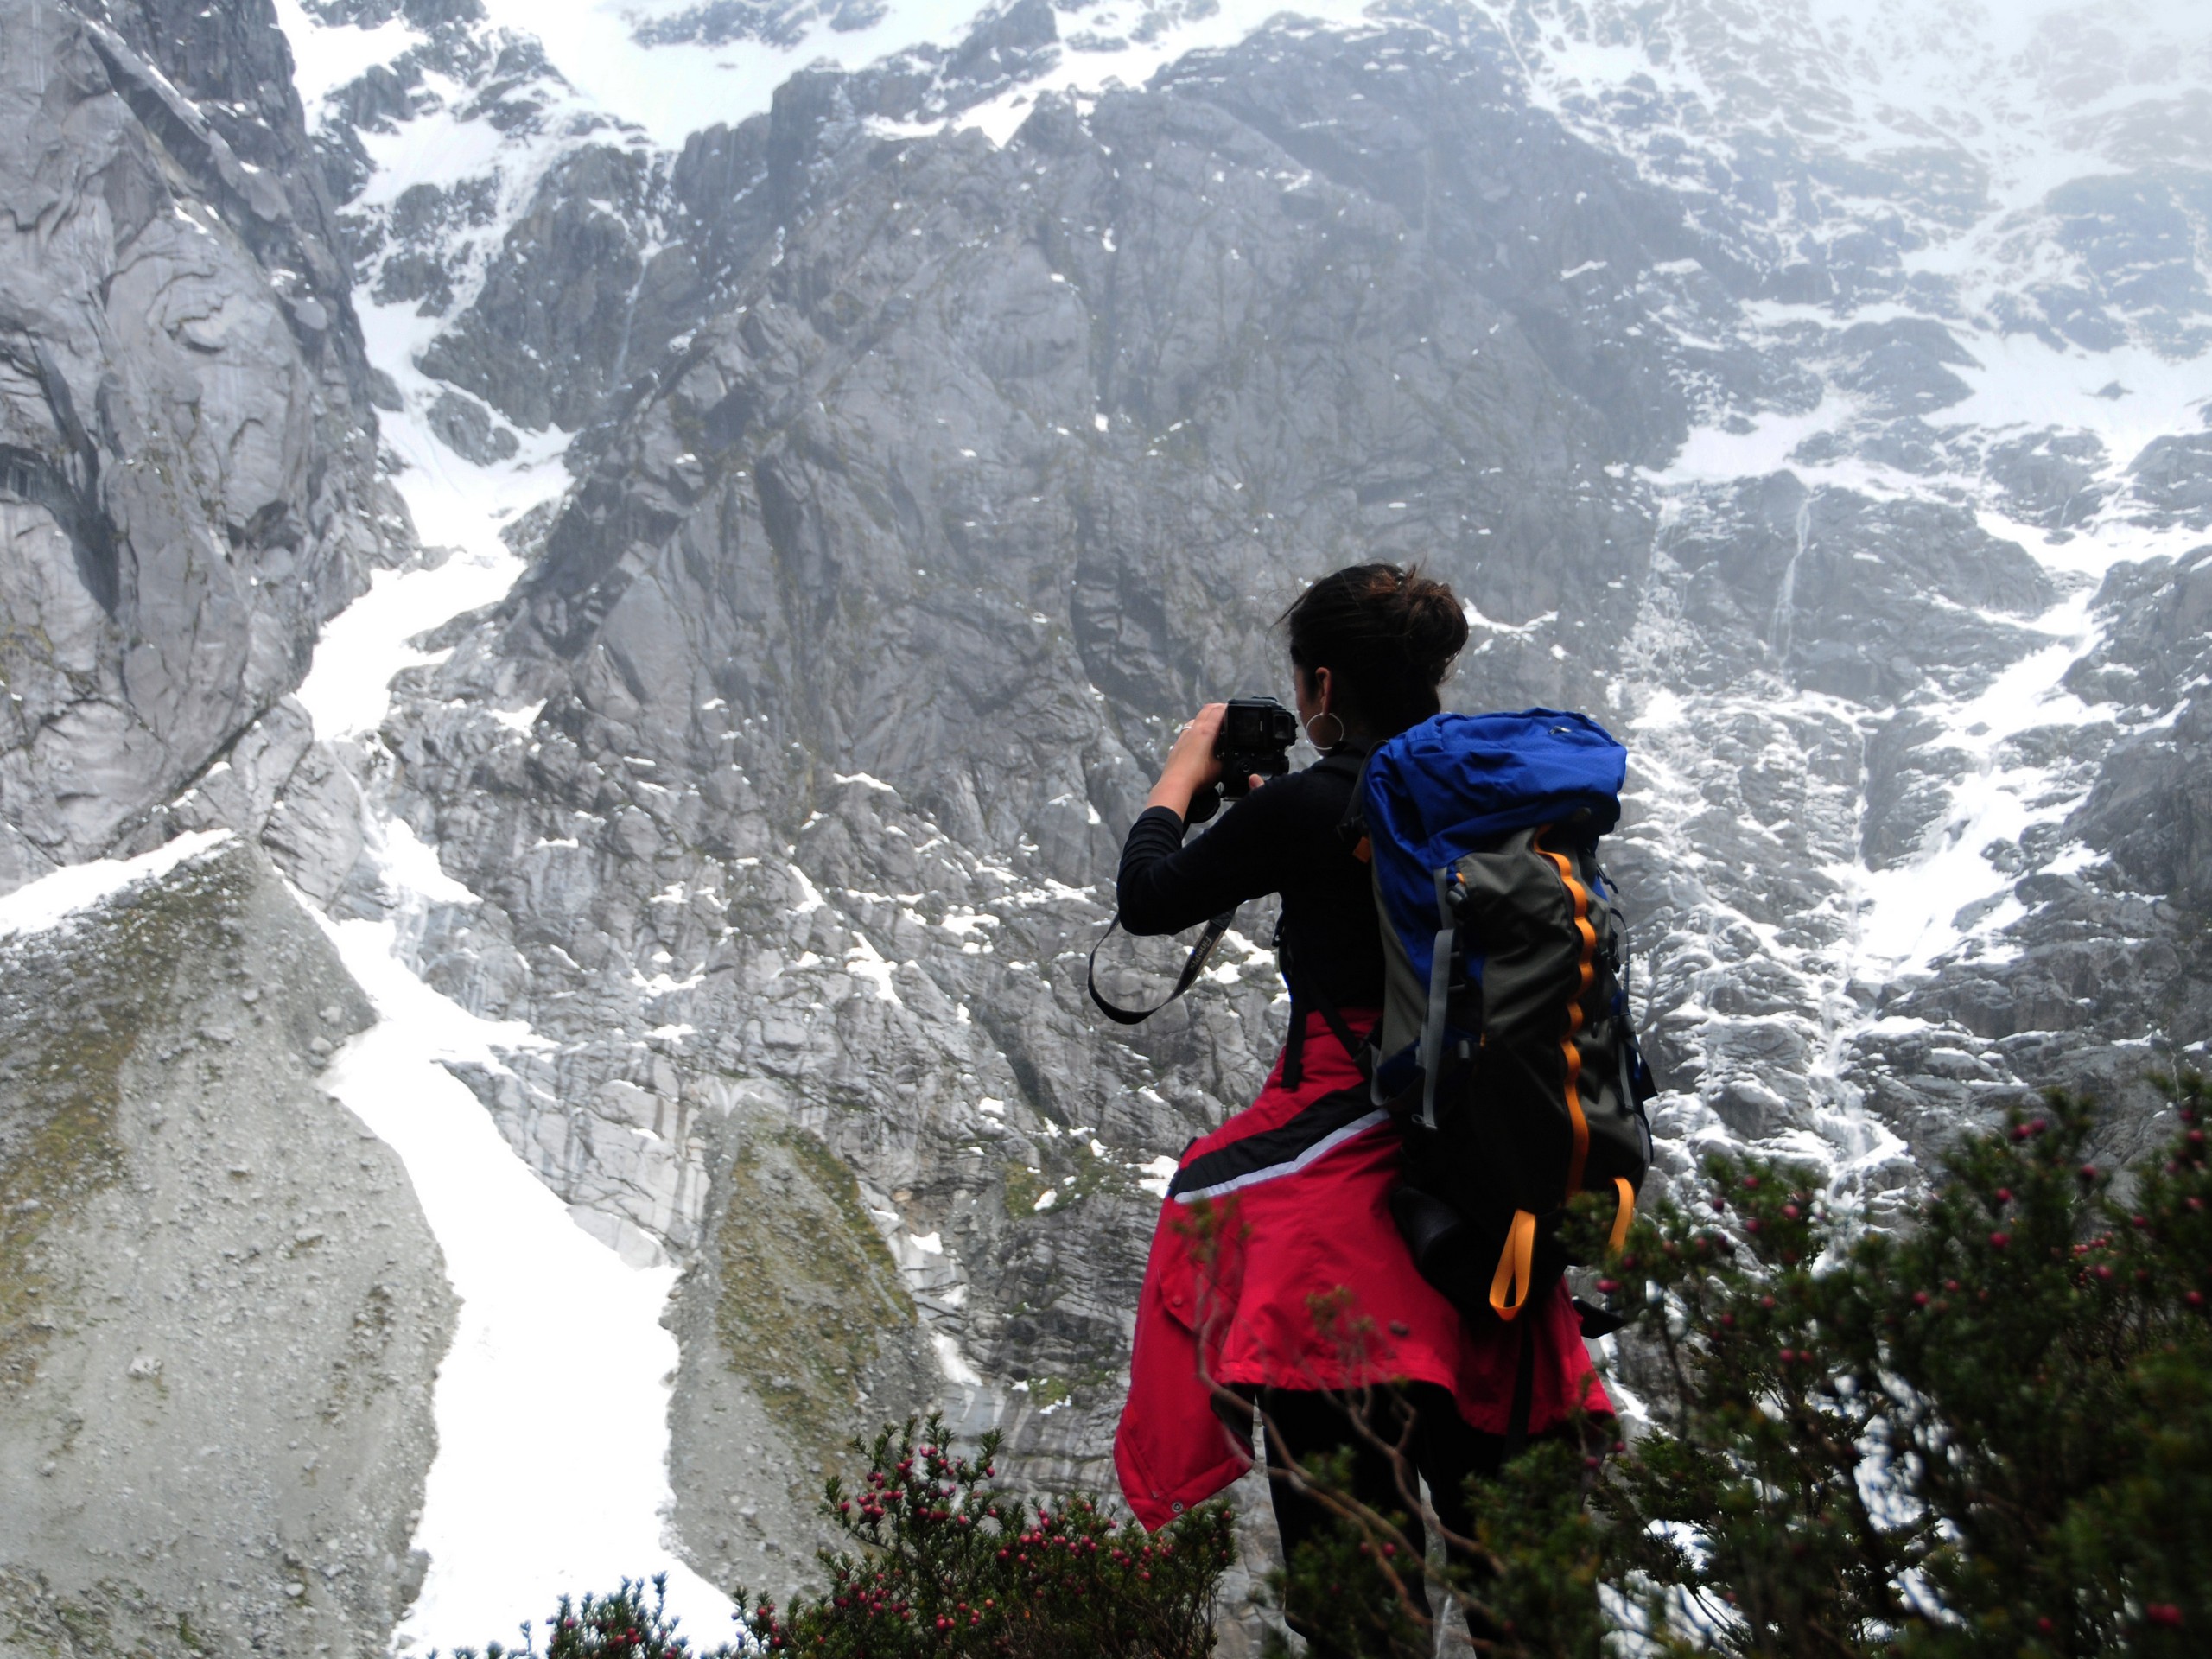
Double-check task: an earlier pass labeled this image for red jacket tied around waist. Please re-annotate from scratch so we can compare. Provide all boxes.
[1115,1014,1611,1530]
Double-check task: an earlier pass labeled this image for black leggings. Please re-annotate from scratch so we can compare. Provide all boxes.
[1258,1383,1512,1657]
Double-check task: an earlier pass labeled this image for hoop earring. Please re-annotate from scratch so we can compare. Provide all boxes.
[1306,711,1345,751]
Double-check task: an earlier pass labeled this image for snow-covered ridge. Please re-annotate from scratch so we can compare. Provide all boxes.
[0,830,234,941]
[286,0,1394,152]
[1502,0,2212,1201]
[1487,0,2212,270]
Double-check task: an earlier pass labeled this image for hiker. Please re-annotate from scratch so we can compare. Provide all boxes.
[1109,564,1613,1649]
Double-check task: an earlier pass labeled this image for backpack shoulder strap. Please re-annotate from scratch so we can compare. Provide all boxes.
[1274,918,1373,1086]
[1326,746,1371,847]
[1309,745,1367,814]
[1278,742,1379,1082]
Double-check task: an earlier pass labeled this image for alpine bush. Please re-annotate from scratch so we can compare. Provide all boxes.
[733,1414,1235,1656]
[1273,1080,2212,1656]
[441,1414,1234,1659]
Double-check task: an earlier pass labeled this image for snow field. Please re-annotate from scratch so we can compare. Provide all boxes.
[283,0,1398,157]
[317,905,734,1649]
[288,485,739,1642]
[272,0,747,1624]
[0,830,234,940]
[291,329,753,1653]
[476,0,995,151]
[291,543,526,741]
[931,0,1389,145]
[270,0,422,108]
[1489,0,2212,253]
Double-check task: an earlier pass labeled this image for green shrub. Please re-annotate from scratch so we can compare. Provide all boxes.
[1271,1080,2212,1656]
[442,1415,1234,1659]
[734,1414,1234,1656]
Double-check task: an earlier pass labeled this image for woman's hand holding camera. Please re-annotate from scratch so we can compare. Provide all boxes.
[1146,703,1264,822]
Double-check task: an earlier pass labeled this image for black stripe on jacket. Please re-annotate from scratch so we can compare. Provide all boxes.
[1168,1086,1390,1204]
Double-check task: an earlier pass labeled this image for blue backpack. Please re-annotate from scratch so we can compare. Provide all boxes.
[1358,710,1656,1332]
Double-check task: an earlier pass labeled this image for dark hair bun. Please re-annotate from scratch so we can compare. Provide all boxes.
[1279,563,1467,737]
[1390,570,1470,683]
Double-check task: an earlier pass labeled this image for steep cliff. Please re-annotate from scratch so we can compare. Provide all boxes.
[0,0,404,892]
[0,3,445,1652]
[1,0,2208,1649]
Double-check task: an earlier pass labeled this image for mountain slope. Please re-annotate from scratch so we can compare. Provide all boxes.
[259,0,2212,1632]
[0,0,2206,1649]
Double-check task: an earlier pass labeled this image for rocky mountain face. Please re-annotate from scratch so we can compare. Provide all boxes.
[1,0,2209,1649]
[0,836,450,1658]
[0,0,404,892]
[0,1,448,1650]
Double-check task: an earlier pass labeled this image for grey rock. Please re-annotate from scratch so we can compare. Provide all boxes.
[1826,318,1976,417]
[0,0,407,894]
[2125,433,2212,531]
[1985,429,2112,529]
[2044,170,2212,356]
[427,390,521,465]
[150,699,318,844]
[411,128,763,434]
[1859,713,1971,871]
[2069,547,2212,906]
[0,839,450,1658]
[1657,472,2051,703]
[261,741,373,907]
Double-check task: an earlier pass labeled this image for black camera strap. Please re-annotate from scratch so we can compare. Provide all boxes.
[1089,741,1373,1030]
[1086,909,1237,1026]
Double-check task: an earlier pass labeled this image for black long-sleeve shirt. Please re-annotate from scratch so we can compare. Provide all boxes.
[1115,759,1384,1012]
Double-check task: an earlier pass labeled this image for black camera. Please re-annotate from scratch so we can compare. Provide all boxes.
[1186,696,1299,823]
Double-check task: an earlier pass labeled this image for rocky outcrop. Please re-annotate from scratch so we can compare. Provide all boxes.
[0,837,451,1659]
[2071,547,2212,909]
[0,0,403,896]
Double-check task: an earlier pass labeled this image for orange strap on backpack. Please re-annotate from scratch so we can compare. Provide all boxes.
[1488,1209,1538,1321]
[1609,1176,1636,1254]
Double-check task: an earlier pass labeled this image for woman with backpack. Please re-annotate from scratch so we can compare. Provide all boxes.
[1110,563,1611,1654]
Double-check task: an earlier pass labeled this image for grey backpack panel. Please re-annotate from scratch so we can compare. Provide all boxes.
[1375,822,1655,1325]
